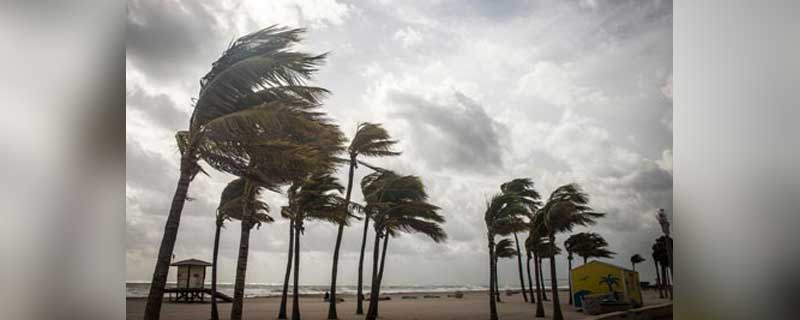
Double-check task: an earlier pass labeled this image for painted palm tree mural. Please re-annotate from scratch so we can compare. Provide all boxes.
[599,273,620,294]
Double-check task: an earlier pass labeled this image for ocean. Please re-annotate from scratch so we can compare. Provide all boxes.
[126,280,570,298]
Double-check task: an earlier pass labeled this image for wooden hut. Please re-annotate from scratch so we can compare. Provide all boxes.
[168,258,212,302]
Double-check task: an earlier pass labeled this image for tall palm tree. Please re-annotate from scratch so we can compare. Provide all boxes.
[484,193,527,320]
[333,122,399,318]
[283,173,346,320]
[630,254,645,272]
[534,183,604,320]
[526,228,547,317]
[538,255,548,301]
[277,216,294,319]
[494,238,517,302]
[363,170,445,320]
[499,178,541,303]
[564,234,579,306]
[209,210,230,320]
[144,26,339,320]
[523,235,536,304]
[217,178,274,320]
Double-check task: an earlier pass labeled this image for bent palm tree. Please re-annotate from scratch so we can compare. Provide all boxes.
[277,216,294,319]
[144,26,339,320]
[527,227,547,317]
[362,170,446,320]
[500,178,541,303]
[494,238,517,302]
[332,122,399,318]
[630,254,645,272]
[523,235,536,304]
[218,178,274,320]
[283,173,346,320]
[484,193,527,320]
[534,184,604,320]
[210,211,230,320]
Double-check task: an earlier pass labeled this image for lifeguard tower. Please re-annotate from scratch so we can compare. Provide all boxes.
[165,258,232,303]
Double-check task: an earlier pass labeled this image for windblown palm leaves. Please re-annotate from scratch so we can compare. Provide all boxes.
[282,173,345,320]
[220,177,276,320]
[499,178,541,304]
[630,254,645,271]
[145,25,344,320]
[534,183,604,320]
[336,122,400,318]
[484,193,527,320]
[362,170,445,320]
[495,238,518,259]
[565,232,614,264]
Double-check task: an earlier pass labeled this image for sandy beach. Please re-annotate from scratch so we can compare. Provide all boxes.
[127,290,670,320]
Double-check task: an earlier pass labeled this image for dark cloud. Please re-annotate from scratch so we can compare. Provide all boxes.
[126,0,227,85]
[388,91,506,173]
[126,86,190,131]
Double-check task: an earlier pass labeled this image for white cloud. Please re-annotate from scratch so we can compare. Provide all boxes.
[394,26,423,48]
[515,61,608,107]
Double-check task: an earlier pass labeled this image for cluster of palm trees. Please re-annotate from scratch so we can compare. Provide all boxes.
[142,26,447,320]
[485,179,609,320]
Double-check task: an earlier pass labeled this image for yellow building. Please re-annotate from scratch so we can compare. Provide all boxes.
[570,260,642,308]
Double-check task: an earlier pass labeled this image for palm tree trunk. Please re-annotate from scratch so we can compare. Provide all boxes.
[533,250,545,318]
[539,257,548,301]
[144,156,194,320]
[291,223,302,320]
[355,213,371,315]
[327,159,355,320]
[370,235,390,319]
[230,212,253,320]
[548,235,563,320]
[512,233,529,302]
[487,234,498,320]
[654,260,663,298]
[365,232,382,320]
[278,219,294,319]
[632,263,636,272]
[526,253,535,304]
[494,256,501,303]
[567,256,573,306]
[583,256,587,264]
[210,220,222,320]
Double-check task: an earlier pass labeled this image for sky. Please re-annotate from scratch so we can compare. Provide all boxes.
[126,0,672,287]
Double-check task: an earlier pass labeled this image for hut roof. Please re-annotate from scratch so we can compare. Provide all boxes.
[170,258,212,267]
[573,260,635,273]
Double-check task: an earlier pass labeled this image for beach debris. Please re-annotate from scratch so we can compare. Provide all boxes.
[451,291,464,298]
[423,295,440,299]
[401,296,418,299]
[379,296,391,301]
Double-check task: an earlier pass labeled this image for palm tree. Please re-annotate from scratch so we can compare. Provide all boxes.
[277,216,294,319]
[363,170,445,320]
[484,193,527,320]
[214,178,274,320]
[526,229,547,317]
[209,210,230,320]
[499,178,541,303]
[144,26,340,320]
[599,274,620,295]
[334,122,400,318]
[534,183,604,320]
[564,234,579,306]
[494,238,517,302]
[652,252,664,298]
[567,232,614,264]
[630,254,645,272]
[538,255,548,301]
[283,173,346,320]
[523,235,536,305]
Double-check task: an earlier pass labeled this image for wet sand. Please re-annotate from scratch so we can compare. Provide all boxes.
[126,290,670,320]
